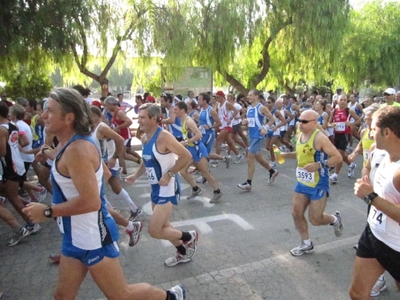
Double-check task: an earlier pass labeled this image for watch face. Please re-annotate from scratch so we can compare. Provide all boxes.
[44,209,51,217]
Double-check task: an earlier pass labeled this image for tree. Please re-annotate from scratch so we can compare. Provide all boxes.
[60,0,191,97]
[334,1,400,89]
[165,0,350,95]
[0,0,90,79]
[1,0,189,97]
[3,69,53,100]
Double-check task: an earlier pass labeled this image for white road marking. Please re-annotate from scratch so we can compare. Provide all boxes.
[160,213,254,246]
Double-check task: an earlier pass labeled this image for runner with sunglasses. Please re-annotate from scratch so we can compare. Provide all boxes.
[280,110,344,256]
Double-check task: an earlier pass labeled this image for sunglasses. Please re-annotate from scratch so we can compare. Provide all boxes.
[298,119,316,124]
[266,102,272,104]
[383,93,392,96]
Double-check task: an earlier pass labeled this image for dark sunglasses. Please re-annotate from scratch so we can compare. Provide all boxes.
[383,93,392,96]
[298,119,316,124]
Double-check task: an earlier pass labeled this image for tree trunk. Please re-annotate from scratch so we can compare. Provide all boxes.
[99,77,109,97]
[218,69,249,96]
[284,83,295,96]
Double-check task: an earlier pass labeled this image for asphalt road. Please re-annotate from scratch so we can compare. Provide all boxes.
[0,141,397,299]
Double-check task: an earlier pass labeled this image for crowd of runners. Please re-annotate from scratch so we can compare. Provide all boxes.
[1,85,400,299]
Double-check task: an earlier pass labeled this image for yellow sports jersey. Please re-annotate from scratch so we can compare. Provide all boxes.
[296,129,328,188]
[31,114,39,141]
[361,129,374,167]
[181,117,194,146]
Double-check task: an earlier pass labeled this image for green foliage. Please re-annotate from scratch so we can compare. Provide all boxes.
[2,70,52,100]
[0,0,90,62]
[335,0,400,89]
[169,0,350,94]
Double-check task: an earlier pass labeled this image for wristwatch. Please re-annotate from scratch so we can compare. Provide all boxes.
[167,171,175,178]
[364,192,378,205]
[44,206,53,218]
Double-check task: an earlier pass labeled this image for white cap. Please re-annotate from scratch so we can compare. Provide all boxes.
[384,88,396,95]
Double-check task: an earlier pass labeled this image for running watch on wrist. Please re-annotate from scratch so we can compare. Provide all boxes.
[364,192,378,205]
[44,206,53,218]
[167,171,175,178]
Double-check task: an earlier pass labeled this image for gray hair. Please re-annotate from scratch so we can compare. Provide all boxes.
[104,96,119,105]
[16,97,28,106]
[48,87,93,136]
[10,104,26,120]
[139,103,161,120]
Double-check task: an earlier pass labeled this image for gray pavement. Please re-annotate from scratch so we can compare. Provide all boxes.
[0,143,398,299]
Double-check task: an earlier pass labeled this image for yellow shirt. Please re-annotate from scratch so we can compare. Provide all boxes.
[361,129,374,167]
[296,129,322,188]
[380,102,400,108]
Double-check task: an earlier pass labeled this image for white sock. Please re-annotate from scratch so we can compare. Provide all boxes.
[332,215,338,224]
[125,221,134,231]
[115,189,137,212]
[303,239,312,246]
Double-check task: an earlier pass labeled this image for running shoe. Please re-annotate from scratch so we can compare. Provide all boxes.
[370,276,386,297]
[329,174,338,184]
[224,156,231,168]
[8,227,29,246]
[210,190,223,203]
[25,224,41,236]
[328,166,335,175]
[168,285,187,300]
[333,211,343,237]
[189,168,200,175]
[268,169,279,184]
[290,241,314,256]
[209,160,219,168]
[183,230,199,259]
[234,154,243,164]
[49,253,61,263]
[238,182,251,191]
[125,221,143,247]
[270,161,276,169]
[348,163,357,178]
[165,252,191,267]
[187,188,202,200]
[129,209,143,221]
[195,175,207,184]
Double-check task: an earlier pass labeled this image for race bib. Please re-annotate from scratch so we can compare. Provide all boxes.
[199,125,206,134]
[247,118,255,127]
[296,167,315,183]
[364,149,370,162]
[368,207,387,233]
[335,122,346,131]
[146,167,158,184]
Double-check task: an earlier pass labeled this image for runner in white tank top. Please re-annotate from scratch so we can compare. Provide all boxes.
[351,105,400,299]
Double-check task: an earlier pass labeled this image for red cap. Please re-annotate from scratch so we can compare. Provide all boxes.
[92,100,102,108]
[147,95,156,103]
[216,91,225,97]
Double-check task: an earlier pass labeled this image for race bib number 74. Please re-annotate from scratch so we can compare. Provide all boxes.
[368,207,387,233]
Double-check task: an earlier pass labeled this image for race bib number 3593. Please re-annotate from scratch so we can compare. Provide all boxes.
[296,167,315,183]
